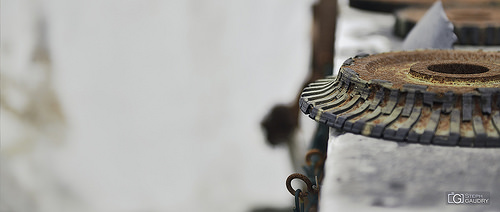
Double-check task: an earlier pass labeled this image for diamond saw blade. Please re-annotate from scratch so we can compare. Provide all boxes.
[395,7,500,46]
[300,50,500,147]
[349,0,500,13]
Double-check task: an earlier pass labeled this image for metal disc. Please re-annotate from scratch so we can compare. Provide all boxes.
[300,50,500,147]
[395,7,500,45]
[349,0,500,13]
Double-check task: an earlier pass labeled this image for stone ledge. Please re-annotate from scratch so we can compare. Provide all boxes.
[320,130,500,212]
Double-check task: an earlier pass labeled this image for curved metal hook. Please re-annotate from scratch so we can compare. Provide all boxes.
[305,149,325,166]
[286,173,316,197]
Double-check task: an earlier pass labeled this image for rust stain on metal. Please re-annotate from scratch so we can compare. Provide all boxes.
[351,0,500,13]
[357,50,500,93]
[395,7,500,45]
[300,50,500,147]
[286,173,317,198]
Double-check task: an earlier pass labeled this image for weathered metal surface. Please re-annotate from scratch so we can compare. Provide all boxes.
[349,0,500,13]
[300,50,500,147]
[395,7,500,45]
[287,171,320,212]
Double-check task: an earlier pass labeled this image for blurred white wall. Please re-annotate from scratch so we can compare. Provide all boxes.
[1,0,316,211]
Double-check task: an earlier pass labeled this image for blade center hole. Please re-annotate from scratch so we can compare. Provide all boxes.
[427,63,489,75]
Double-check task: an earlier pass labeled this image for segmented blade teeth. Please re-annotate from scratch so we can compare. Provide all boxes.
[395,7,500,46]
[300,50,500,147]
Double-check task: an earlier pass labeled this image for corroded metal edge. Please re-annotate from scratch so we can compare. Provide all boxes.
[300,53,500,147]
[350,0,500,13]
[394,7,500,46]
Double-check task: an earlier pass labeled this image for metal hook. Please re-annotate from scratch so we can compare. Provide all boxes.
[286,173,316,197]
[305,149,325,166]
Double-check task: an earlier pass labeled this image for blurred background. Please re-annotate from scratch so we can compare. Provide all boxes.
[1,0,403,211]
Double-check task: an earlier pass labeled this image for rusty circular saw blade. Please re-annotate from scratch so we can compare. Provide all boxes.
[395,7,500,45]
[349,0,500,13]
[300,50,500,147]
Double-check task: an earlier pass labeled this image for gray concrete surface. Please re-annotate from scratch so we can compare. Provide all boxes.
[321,131,500,212]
